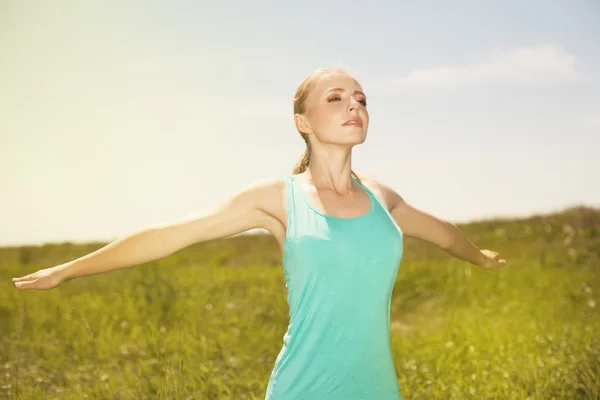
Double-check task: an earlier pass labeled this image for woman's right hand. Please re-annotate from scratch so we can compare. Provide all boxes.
[12,265,68,290]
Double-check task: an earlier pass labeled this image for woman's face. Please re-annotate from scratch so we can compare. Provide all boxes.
[296,71,369,147]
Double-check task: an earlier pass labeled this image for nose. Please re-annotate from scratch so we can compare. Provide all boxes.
[348,96,360,112]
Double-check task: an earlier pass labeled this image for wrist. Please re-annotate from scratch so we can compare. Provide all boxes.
[477,250,486,268]
[52,263,73,282]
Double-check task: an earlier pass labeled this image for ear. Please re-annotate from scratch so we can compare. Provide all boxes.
[294,114,313,135]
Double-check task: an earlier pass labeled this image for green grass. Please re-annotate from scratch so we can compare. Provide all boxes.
[1,205,599,399]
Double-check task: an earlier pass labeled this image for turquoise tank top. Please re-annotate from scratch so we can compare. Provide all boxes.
[265,174,404,400]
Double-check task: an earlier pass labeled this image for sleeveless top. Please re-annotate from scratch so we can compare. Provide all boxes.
[264,174,404,400]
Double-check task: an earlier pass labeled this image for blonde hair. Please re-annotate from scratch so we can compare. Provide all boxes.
[291,68,368,186]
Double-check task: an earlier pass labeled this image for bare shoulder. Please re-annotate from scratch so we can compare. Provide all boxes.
[359,176,402,213]
[244,176,286,217]
[361,175,454,247]
[239,176,285,199]
[238,176,288,232]
[141,176,288,253]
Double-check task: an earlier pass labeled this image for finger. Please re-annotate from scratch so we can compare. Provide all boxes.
[12,274,34,282]
[14,280,36,289]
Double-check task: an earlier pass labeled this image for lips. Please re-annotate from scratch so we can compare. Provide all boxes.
[343,117,363,127]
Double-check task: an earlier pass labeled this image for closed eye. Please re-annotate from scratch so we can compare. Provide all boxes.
[327,96,367,106]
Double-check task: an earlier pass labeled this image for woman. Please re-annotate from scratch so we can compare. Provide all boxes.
[12,68,506,399]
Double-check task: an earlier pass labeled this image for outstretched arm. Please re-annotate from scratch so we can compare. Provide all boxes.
[377,181,506,269]
[12,178,282,290]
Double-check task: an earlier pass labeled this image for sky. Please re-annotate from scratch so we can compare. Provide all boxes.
[1,0,599,247]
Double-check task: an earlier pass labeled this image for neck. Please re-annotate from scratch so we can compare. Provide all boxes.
[304,145,355,195]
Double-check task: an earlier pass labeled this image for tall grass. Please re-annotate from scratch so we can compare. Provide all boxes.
[1,206,598,399]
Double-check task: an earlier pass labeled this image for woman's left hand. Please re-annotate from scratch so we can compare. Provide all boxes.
[479,249,507,269]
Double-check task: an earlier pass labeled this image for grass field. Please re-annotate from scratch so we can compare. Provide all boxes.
[1,206,599,399]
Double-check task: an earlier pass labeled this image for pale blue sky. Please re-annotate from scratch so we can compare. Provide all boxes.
[1,1,599,246]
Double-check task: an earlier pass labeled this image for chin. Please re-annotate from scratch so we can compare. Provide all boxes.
[346,132,368,146]
[355,136,368,145]
[354,129,368,141]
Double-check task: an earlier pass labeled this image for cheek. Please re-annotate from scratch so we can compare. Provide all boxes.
[313,107,337,126]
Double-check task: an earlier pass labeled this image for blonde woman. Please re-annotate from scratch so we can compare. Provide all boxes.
[13,68,506,399]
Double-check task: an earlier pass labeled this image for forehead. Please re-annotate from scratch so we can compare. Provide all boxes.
[312,71,362,94]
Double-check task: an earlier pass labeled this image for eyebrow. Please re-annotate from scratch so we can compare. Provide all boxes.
[326,88,367,98]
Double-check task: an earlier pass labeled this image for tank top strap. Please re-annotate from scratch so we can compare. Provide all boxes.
[351,176,379,209]
[283,175,299,236]
[354,177,404,235]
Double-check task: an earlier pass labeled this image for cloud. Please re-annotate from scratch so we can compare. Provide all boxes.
[392,45,580,87]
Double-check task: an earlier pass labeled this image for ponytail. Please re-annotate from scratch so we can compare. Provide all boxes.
[292,145,311,175]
